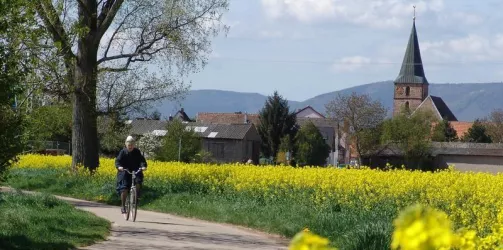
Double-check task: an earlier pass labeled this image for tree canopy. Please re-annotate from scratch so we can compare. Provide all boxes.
[381,109,436,165]
[431,118,458,142]
[462,119,492,143]
[25,104,72,143]
[156,119,202,163]
[0,0,28,172]
[325,92,387,164]
[294,121,330,166]
[7,0,230,169]
[257,91,297,161]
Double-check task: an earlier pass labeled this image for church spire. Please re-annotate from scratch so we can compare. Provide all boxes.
[413,5,416,21]
[394,5,428,85]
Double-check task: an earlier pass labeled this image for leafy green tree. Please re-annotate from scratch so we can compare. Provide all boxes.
[10,0,229,170]
[357,124,384,159]
[276,136,295,165]
[25,104,72,144]
[431,118,458,142]
[462,119,492,143]
[98,113,131,156]
[0,0,28,172]
[381,109,436,169]
[257,91,297,161]
[156,120,201,162]
[0,105,24,173]
[294,121,330,166]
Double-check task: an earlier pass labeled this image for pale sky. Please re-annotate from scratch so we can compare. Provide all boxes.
[186,0,503,101]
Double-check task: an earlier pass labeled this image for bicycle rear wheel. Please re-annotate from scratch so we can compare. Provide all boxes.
[130,188,138,222]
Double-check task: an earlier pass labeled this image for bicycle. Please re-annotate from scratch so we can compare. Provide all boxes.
[123,168,143,222]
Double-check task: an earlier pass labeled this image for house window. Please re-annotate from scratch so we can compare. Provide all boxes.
[405,86,410,96]
[208,142,224,158]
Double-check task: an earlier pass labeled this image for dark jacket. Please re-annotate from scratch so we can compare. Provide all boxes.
[115,148,147,171]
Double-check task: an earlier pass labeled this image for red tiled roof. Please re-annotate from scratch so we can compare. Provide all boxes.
[450,121,473,138]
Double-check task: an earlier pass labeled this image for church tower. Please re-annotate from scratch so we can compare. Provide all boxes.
[393,7,429,116]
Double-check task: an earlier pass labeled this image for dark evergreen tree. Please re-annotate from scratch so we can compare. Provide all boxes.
[462,119,492,143]
[257,91,297,161]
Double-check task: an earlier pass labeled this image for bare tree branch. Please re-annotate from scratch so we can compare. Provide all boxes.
[35,0,75,60]
[325,92,387,164]
[96,0,125,41]
[96,66,189,116]
[102,3,143,59]
[96,0,228,73]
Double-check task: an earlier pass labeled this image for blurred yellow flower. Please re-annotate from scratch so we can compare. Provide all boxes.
[391,204,453,250]
[289,230,337,250]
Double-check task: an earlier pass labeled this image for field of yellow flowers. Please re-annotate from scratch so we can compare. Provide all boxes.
[8,154,503,249]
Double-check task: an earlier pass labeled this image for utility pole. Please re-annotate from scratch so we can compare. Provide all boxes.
[334,123,339,167]
[178,137,181,161]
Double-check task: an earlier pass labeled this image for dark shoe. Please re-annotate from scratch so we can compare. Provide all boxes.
[121,207,126,214]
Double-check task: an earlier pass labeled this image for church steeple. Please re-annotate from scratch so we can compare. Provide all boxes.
[392,6,429,117]
[394,6,428,85]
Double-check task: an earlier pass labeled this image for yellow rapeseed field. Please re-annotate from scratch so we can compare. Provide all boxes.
[11,154,503,249]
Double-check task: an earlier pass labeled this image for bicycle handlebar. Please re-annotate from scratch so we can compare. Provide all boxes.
[122,168,144,175]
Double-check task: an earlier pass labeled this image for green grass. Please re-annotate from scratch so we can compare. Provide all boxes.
[0,190,110,250]
[140,193,393,250]
[4,168,394,250]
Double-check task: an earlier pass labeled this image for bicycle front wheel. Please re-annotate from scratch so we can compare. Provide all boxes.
[130,188,138,222]
[124,193,131,221]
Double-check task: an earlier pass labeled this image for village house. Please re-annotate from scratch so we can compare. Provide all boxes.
[185,122,261,164]
[115,108,261,163]
[196,106,348,165]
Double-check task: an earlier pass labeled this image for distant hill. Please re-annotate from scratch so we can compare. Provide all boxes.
[154,81,503,121]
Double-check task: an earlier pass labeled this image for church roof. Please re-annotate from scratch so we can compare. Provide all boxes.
[413,95,458,121]
[394,19,428,85]
[430,96,457,121]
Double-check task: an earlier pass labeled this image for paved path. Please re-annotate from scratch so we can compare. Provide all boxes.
[0,187,288,250]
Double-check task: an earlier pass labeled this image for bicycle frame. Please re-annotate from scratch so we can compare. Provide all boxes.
[123,168,142,222]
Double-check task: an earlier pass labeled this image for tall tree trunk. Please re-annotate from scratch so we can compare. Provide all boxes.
[72,34,99,171]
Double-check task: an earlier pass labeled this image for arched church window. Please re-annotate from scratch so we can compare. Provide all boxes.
[405,86,410,96]
[405,101,409,110]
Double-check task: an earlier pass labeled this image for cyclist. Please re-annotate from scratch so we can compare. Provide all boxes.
[115,135,147,215]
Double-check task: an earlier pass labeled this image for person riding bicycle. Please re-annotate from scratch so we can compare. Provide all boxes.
[115,135,147,215]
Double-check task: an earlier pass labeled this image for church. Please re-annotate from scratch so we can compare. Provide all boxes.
[392,13,457,122]
[354,10,503,172]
